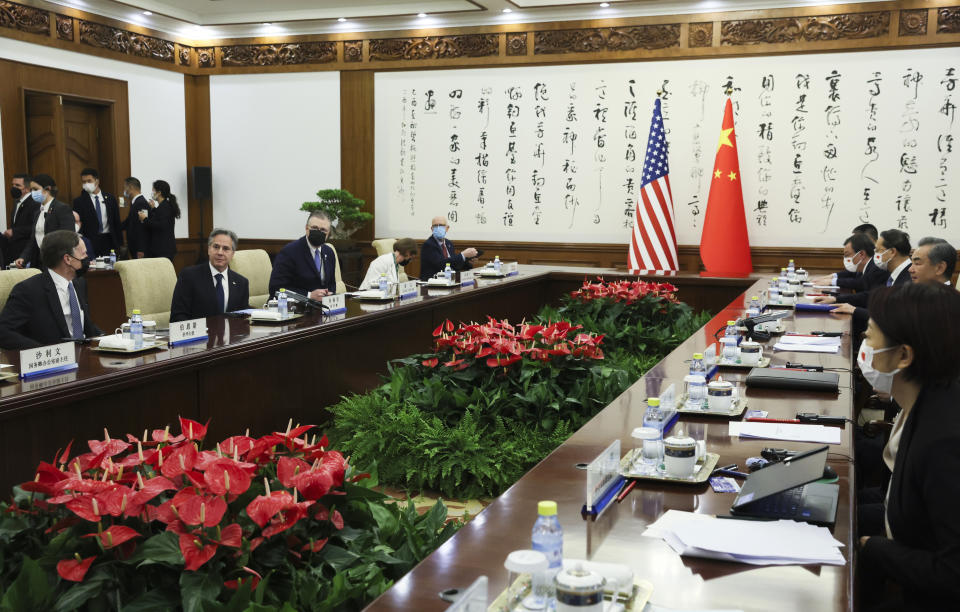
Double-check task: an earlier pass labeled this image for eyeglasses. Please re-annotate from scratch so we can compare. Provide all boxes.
[210,244,233,252]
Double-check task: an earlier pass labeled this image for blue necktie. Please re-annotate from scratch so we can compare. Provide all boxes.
[215,273,225,313]
[886,276,893,287]
[67,282,83,339]
[93,195,103,233]
[314,248,325,283]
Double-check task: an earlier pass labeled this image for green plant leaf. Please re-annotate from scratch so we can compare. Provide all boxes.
[180,570,223,612]
[135,532,184,567]
[122,587,180,612]
[321,545,361,571]
[365,501,399,539]
[2,557,52,611]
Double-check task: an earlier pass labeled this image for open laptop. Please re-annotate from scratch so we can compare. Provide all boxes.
[730,445,839,527]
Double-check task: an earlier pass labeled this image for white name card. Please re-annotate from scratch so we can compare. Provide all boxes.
[169,318,208,346]
[459,270,475,287]
[397,280,419,299]
[20,341,77,378]
[659,383,677,412]
[505,261,519,276]
[322,293,346,314]
[585,439,621,514]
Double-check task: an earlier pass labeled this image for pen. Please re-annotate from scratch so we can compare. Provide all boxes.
[713,469,749,479]
[713,463,737,473]
[745,417,801,424]
[615,479,637,503]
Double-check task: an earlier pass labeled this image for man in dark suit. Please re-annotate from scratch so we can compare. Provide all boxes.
[73,211,94,257]
[16,174,74,269]
[73,168,122,257]
[820,232,889,292]
[121,177,150,259]
[171,229,250,322]
[269,211,338,300]
[0,230,101,350]
[419,216,478,280]
[3,173,38,264]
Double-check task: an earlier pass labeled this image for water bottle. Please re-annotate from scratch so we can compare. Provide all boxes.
[444,263,453,282]
[130,309,143,350]
[277,289,288,318]
[724,319,738,339]
[643,397,665,430]
[378,272,388,293]
[109,250,117,267]
[746,296,761,317]
[787,259,796,276]
[778,271,789,291]
[769,277,781,304]
[494,255,502,273]
[530,500,563,608]
[690,351,706,377]
[686,373,707,410]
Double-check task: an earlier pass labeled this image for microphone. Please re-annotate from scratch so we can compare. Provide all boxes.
[282,289,328,312]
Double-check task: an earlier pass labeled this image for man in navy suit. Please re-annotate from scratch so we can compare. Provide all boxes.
[171,229,250,323]
[0,230,101,350]
[73,168,122,257]
[73,211,94,257]
[269,211,338,300]
[120,177,150,259]
[419,216,478,280]
[3,173,37,264]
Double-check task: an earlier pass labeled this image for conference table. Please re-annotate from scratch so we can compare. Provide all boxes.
[0,265,858,610]
[364,278,858,611]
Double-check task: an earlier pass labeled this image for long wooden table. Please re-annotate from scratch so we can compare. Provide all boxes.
[365,278,857,611]
[0,267,754,497]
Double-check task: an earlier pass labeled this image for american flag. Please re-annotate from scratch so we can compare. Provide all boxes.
[629,98,678,273]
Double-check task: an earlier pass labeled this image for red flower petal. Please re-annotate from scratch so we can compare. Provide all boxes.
[57,556,95,582]
[160,444,199,479]
[179,417,209,441]
[444,319,454,332]
[421,357,439,368]
[204,459,253,496]
[245,491,294,528]
[302,538,328,553]
[219,523,243,548]
[133,476,177,505]
[276,457,311,489]
[178,494,227,527]
[84,525,140,549]
[290,469,333,500]
[179,533,217,571]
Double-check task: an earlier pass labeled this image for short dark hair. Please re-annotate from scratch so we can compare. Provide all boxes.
[13,173,30,184]
[80,168,99,179]
[853,223,878,241]
[869,284,960,386]
[124,177,141,190]
[40,230,81,269]
[208,228,238,251]
[393,238,417,255]
[32,173,57,193]
[926,240,957,280]
[879,229,911,257]
[845,233,875,257]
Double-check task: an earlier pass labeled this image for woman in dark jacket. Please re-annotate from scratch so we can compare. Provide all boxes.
[858,282,960,611]
[138,179,179,262]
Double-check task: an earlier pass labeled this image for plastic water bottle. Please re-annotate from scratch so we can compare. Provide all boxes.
[130,309,143,350]
[690,352,706,377]
[494,255,502,273]
[378,272,388,293]
[643,397,666,430]
[746,296,761,317]
[787,259,796,276]
[444,263,453,282]
[725,319,738,339]
[530,500,563,608]
[109,250,117,267]
[779,271,789,291]
[277,289,288,318]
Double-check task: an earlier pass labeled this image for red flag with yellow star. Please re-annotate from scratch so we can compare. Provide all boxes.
[699,97,753,276]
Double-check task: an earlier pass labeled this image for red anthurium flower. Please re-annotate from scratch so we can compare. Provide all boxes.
[218,523,243,548]
[314,506,346,530]
[54,440,75,467]
[246,491,295,528]
[179,533,218,571]
[219,435,255,458]
[204,458,253,496]
[262,500,313,538]
[302,538,328,553]
[178,494,227,528]
[421,357,439,368]
[160,443,199,479]
[151,429,186,445]
[444,319,454,332]
[133,476,176,505]
[57,556,95,582]
[179,417,209,441]
[95,485,136,517]
[273,424,314,442]
[290,469,333,500]
[277,457,311,489]
[65,496,100,522]
[83,524,141,549]
[87,438,131,458]
[320,451,346,484]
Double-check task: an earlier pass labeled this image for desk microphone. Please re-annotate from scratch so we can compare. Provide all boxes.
[283,289,328,312]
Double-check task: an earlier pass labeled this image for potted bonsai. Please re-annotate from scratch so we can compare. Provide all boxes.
[300,188,373,241]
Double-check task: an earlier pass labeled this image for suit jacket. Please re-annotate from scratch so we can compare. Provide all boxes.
[170,263,250,323]
[268,236,337,297]
[79,234,94,257]
[0,272,101,350]
[860,380,960,608]
[19,199,74,266]
[142,200,177,261]
[122,194,150,257]
[419,235,472,280]
[6,195,38,262]
[836,258,889,291]
[73,190,122,246]
[843,263,912,335]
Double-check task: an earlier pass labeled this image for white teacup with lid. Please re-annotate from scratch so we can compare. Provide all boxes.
[707,378,736,411]
[663,429,706,479]
[554,564,606,612]
[739,340,763,366]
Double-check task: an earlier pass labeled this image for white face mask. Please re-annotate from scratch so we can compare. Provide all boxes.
[82,182,97,194]
[843,253,861,273]
[874,248,891,271]
[857,340,902,394]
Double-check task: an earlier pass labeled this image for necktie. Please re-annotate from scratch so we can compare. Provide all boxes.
[441,240,450,259]
[886,276,893,287]
[94,195,103,233]
[215,273,225,313]
[315,248,325,283]
[67,282,83,339]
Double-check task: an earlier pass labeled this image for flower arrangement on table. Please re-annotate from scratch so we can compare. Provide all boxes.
[0,418,458,611]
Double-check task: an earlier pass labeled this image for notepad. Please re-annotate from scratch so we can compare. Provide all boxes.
[729,421,842,444]
[774,334,841,353]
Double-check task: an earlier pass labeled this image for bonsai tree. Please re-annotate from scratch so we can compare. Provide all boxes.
[300,188,373,240]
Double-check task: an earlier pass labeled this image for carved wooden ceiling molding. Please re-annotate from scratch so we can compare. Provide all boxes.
[220,41,337,67]
[899,9,928,36]
[344,40,363,63]
[721,11,890,45]
[534,25,680,55]
[688,22,713,48]
[79,20,175,62]
[55,14,73,41]
[506,32,527,56]
[939,7,960,34]
[197,47,215,68]
[369,34,498,61]
[0,0,49,35]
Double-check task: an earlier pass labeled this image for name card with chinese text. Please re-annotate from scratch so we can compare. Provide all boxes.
[170,318,208,346]
[505,262,520,276]
[459,270,475,287]
[20,341,77,378]
[322,293,346,314]
[397,280,419,299]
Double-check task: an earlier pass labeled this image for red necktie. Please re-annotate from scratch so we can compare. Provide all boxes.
[441,241,449,258]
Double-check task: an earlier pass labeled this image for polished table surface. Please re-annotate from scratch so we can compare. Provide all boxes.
[365,278,856,612]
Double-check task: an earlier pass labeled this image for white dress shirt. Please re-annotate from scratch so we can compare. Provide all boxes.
[888,258,911,285]
[210,263,229,311]
[359,252,401,290]
[91,191,110,233]
[12,193,30,222]
[47,269,83,337]
[34,200,51,248]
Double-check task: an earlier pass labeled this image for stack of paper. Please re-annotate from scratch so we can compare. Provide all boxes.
[728,421,841,444]
[773,334,842,354]
[643,510,845,566]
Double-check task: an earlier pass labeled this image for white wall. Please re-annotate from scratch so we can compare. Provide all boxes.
[210,72,340,240]
[0,37,189,238]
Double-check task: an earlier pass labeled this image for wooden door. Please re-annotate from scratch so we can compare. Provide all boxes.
[24,93,66,186]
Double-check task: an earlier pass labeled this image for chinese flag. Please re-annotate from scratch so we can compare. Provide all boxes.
[699,97,753,276]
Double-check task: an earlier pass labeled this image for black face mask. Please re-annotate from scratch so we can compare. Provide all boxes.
[397,257,410,267]
[308,229,327,247]
[71,255,90,277]
[10,186,22,200]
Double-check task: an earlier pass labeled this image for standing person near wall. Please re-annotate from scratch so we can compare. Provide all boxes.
[138,180,179,262]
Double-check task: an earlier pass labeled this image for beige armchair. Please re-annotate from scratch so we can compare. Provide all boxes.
[229,249,272,308]
[0,269,42,311]
[326,243,347,294]
[370,239,409,283]
[114,258,177,329]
